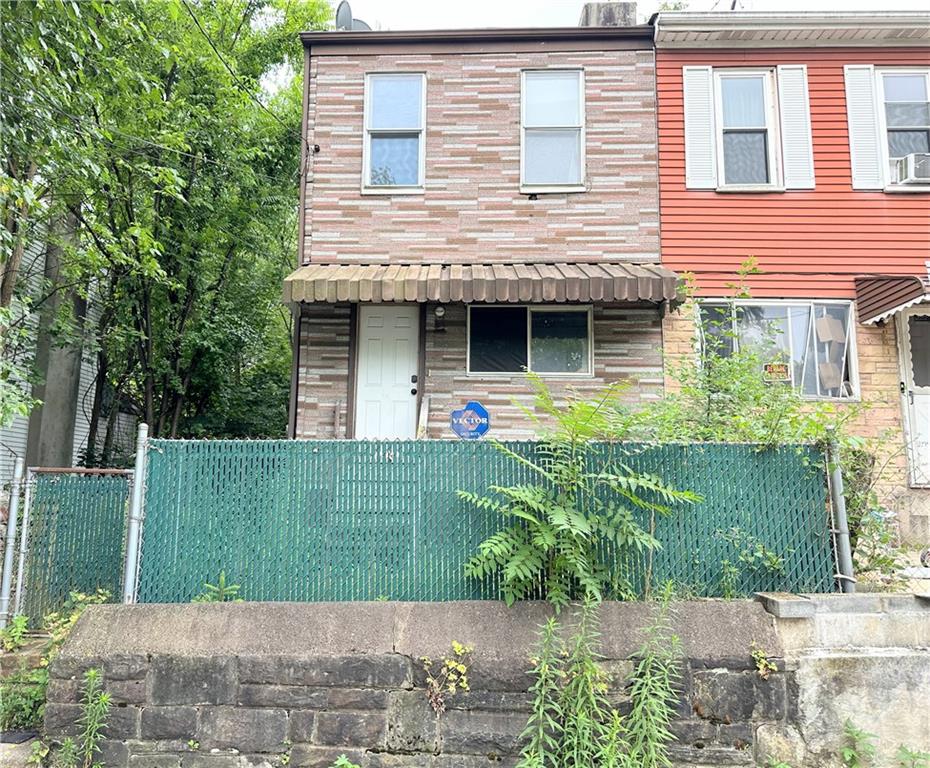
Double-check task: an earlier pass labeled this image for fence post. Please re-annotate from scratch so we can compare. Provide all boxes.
[0,458,25,629]
[12,468,34,616]
[827,428,856,594]
[122,423,149,604]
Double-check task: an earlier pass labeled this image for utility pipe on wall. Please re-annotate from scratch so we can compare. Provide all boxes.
[122,423,149,604]
[827,428,856,594]
[0,458,25,628]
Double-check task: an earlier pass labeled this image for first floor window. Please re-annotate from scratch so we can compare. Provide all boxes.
[468,306,591,375]
[698,301,857,400]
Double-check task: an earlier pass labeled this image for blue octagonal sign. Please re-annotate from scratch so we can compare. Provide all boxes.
[450,401,490,440]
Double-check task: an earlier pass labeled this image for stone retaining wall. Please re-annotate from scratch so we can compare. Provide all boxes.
[43,597,930,768]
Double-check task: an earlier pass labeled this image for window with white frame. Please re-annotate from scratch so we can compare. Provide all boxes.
[698,301,857,400]
[363,73,426,190]
[468,306,592,375]
[715,71,778,186]
[878,69,930,181]
[521,70,585,190]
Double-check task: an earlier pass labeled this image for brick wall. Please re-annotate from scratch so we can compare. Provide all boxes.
[294,303,664,441]
[662,306,930,541]
[304,48,659,265]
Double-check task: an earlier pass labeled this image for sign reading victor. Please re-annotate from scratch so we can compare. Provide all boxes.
[450,401,490,440]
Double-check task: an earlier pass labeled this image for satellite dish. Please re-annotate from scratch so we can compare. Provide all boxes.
[335,0,353,30]
[351,18,371,31]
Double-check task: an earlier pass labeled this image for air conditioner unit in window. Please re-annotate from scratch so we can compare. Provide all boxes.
[895,153,930,184]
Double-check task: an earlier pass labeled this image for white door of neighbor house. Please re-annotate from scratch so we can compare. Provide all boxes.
[355,305,420,439]
[901,309,930,486]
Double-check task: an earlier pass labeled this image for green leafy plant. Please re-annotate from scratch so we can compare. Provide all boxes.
[625,593,682,768]
[1,614,30,652]
[192,571,243,603]
[52,738,79,768]
[421,640,472,717]
[719,560,740,600]
[842,720,878,768]
[187,739,199,750]
[329,757,361,768]
[766,759,793,768]
[897,746,930,768]
[45,669,111,768]
[518,617,565,768]
[26,740,50,767]
[750,642,778,681]
[462,375,699,607]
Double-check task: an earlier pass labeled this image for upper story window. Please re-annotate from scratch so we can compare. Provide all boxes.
[683,65,814,192]
[363,73,426,192]
[698,300,857,401]
[521,70,586,192]
[845,65,930,191]
[715,71,778,186]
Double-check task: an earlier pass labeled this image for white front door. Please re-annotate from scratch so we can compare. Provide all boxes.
[901,309,930,486]
[355,305,420,439]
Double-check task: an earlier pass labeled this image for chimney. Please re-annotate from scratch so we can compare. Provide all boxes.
[578,2,637,27]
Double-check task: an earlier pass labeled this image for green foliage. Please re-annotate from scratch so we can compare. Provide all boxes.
[0,665,47,730]
[842,720,878,768]
[897,745,930,768]
[421,640,473,717]
[463,375,699,607]
[26,740,50,767]
[2,0,332,446]
[625,594,682,768]
[0,590,109,733]
[750,642,777,681]
[329,758,361,768]
[43,669,111,768]
[518,618,565,768]
[1,613,29,652]
[191,571,243,603]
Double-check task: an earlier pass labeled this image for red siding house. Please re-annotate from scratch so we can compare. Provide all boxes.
[284,13,679,440]
[653,12,930,539]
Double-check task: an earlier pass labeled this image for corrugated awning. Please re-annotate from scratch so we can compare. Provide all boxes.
[284,263,681,304]
[855,275,930,325]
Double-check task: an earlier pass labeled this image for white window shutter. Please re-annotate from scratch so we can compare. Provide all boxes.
[844,65,884,190]
[683,66,717,189]
[777,65,815,189]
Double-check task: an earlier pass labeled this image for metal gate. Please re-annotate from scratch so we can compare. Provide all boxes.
[0,464,133,626]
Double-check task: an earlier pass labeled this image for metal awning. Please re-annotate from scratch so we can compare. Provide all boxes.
[284,263,681,304]
[855,275,930,325]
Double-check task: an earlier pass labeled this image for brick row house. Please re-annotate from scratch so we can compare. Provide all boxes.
[284,6,930,537]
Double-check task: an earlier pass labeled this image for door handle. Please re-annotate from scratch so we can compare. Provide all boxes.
[411,388,418,395]
[411,374,418,383]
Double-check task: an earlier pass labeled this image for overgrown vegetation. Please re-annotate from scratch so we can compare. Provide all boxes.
[0,613,29,652]
[0,589,109,732]
[462,375,699,607]
[2,0,331,441]
[517,597,682,768]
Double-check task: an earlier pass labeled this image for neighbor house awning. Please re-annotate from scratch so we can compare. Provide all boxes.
[855,275,930,325]
[284,263,681,304]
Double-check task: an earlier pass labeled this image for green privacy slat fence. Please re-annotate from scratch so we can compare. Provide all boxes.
[137,440,834,603]
[19,474,130,622]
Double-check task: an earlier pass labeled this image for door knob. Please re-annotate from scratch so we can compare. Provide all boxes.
[411,388,418,395]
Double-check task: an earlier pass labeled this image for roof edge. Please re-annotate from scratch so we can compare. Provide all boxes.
[300,25,655,47]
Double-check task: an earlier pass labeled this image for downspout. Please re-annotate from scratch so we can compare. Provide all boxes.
[288,42,313,440]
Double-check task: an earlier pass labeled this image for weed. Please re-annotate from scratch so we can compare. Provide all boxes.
[330,757,361,768]
[897,745,930,768]
[1,614,29,652]
[750,643,778,681]
[422,640,472,717]
[26,740,49,766]
[517,617,565,768]
[186,739,199,750]
[842,720,877,768]
[192,571,243,602]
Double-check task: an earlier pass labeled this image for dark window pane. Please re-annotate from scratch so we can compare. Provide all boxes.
[469,308,527,373]
[699,304,735,357]
[888,129,930,158]
[885,102,930,127]
[531,311,589,373]
[723,131,769,184]
[369,135,420,186]
[910,316,930,388]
